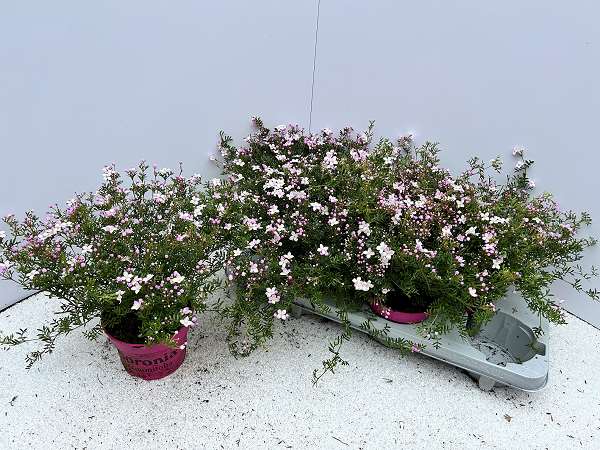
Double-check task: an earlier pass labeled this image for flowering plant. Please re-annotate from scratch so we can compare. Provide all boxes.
[0,163,225,367]
[346,141,598,341]
[217,119,415,378]
[218,118,597,379]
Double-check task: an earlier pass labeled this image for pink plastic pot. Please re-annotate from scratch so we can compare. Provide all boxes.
[105,326,189,380]
[370,301,428,324]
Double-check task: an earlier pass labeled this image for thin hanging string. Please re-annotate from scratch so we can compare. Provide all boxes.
[308,0,321,132]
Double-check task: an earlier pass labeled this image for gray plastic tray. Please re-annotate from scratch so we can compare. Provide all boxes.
[291,292,549,392]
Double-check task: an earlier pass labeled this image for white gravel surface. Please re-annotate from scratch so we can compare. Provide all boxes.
[1,292,600,450]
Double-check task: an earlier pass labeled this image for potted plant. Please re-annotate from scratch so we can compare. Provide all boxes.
[346,140,598,343]
[0,162,225,379]
[217,118,597,381]
[217,118,418,379]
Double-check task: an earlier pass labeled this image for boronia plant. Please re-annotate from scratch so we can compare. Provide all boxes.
[218,117,597,382]
[0,119,596,384]
[0,162,226,373]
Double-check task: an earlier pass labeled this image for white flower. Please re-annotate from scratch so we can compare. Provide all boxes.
[274,309,289,320]
[492,256,504,270]
[489,216,509,225]
[243,217,261,231]
[352,277,374,291]
[317,244,329,256]
[26,270,39,280]
[233,248,242,257]
[512,146,524,156]
[210,178,222,187]
[415,240,424,253]
[121,271,134,283]
[328,217,339,226]
[247,239,261,249]
[171,272,185,284]
[465,226,477,236]
[81,244,93,254]
[310,202,323,212]
[363,248,375,259]
[180,316,195,327]
[266,287,280,304]
[131,299,143,310]
[358,221,371,236]
[527,179,536,188]
[103,225,118,233]
[249,262,259,273]
[153,193,166,203]
[468,287,478,297]
[323,150,338,170]
[441,225,452,238]
[102,165,116,180]
[268,205,279,215]
[115,290,125,303]
[376,242,395,267]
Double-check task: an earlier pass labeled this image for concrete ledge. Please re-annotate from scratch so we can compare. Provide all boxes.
[1,292,599,449]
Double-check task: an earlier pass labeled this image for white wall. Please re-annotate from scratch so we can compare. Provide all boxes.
[0,1,316,307]
[2,1,599,328]
[309,0,600,327]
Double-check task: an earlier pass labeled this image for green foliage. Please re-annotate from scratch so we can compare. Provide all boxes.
[218,118,597,379]
[0,163,226,367]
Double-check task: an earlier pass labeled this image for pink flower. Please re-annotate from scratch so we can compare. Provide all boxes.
[266,287,280,304]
